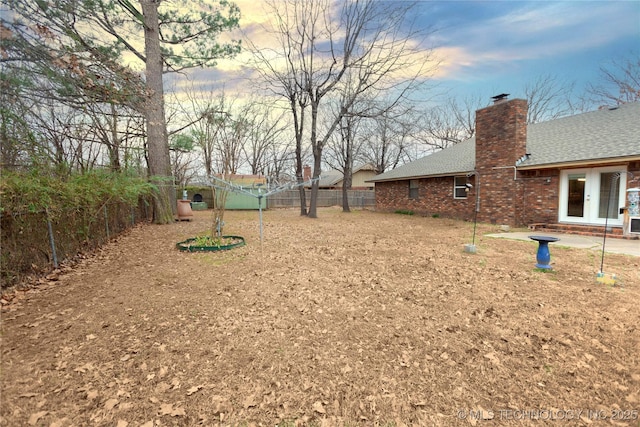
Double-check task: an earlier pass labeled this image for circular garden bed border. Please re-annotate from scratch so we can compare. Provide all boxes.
[176,236,246,252]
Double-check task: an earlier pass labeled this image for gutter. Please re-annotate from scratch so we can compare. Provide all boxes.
[366,170,475,184]
[516,155,640,171]
[367,154,640,183]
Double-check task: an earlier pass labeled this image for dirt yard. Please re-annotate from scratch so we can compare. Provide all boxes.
[2,208,639,426]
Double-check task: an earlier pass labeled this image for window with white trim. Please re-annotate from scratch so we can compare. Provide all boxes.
[454,176,468,199]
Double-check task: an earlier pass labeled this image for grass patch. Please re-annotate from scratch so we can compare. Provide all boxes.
[394,209,414,216]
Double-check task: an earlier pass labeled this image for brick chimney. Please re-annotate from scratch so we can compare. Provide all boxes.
[303,165,311,181]
[475,95,528,225]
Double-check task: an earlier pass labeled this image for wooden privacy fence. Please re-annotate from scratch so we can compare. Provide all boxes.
[179,188,376,210]
[266,189,375,209]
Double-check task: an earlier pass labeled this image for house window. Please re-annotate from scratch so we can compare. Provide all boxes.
[454,176,468,199]
[409,180,419,199]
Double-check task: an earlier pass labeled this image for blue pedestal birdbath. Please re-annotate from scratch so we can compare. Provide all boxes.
[529,235,560,269]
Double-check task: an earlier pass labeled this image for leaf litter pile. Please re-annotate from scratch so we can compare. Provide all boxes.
[1,208,639,426]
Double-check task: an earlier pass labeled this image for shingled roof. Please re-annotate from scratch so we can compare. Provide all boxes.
[369,102,640,183]
[316,163,377,187]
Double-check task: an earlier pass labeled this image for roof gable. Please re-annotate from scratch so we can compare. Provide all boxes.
[318,163,377,186]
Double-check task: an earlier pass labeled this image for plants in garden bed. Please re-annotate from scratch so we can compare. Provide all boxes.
[176,160,246,252]
[176,234,245,252]
[191,234,243,248]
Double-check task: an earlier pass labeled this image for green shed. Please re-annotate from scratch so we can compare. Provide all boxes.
[222,190,265,210]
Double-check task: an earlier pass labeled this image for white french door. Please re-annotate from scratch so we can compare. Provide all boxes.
[559,166,626,226]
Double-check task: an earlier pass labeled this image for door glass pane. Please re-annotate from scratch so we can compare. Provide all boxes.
[567,174,585,217]
[598,172,620,219]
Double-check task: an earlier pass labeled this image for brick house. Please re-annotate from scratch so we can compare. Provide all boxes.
[369,96,640,236]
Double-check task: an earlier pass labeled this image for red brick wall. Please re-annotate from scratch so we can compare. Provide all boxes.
[518,169,560,225]
[475,98,528,225]
[375,176,476,221]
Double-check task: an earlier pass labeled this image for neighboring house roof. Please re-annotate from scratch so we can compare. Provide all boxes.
[316,163,377,187]
[318,171,343,187]
[370,102,640,182]
[191,174,267,187]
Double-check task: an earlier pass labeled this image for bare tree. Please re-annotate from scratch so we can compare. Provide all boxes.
[0,68,38,170]
[324,110,365,212]
[214,114,247,175]
[174,85,227,179]
[360,105,419,175]
[18,99,99,174]
[252,0,435,217]
[417,95,483,150]
[246,2,311,215]
[584,53,640,107]
[242,104,288,176]
[81,102,145,171]
[264,140,296,184]
[169,133,198,188]
[524,74,576,123]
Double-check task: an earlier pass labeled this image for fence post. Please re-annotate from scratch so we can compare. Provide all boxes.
[45,208,59,268]
[104,205,110,239]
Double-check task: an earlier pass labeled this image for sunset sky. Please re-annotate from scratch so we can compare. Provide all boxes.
[190,0,639,106]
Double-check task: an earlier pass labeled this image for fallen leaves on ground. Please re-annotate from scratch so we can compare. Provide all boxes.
[2,208,639,426]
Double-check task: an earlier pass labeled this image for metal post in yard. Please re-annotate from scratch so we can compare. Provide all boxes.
[258,193,264,248]
[104,205,110,239]
[45,208,59,268]
[208,175,319,248]
[600,172,632,274]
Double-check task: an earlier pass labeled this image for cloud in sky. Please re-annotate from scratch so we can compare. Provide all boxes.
[428,1,639,85]
[183,0,639,102]
[195,0,444,95]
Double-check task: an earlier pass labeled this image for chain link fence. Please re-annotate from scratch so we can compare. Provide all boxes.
[1,198,152,289]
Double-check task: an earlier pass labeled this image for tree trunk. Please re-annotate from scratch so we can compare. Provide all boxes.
[308,151,322,218]
[109,103,121,171]
[342,164,352,213]
[342,126,353,213]
[141,0,175,224]
[308,100,321,218]
[292,97,307,216]
[295,145,307,216]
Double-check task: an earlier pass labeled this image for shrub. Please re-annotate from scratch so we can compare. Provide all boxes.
[1,169,156,288]
[0,169,155,216]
